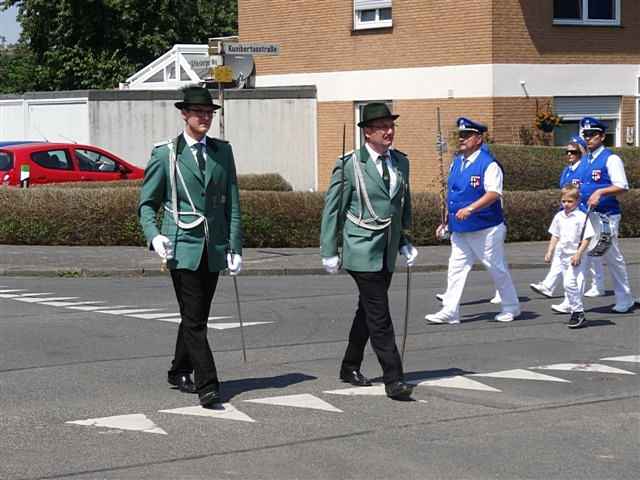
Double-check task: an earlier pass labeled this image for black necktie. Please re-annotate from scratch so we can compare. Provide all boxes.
[195,143,206,174]
[380,155,390,192]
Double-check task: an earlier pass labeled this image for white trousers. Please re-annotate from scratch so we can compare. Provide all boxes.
[560,256,586,312]
[542,248,604,293]
[443,223,520,316]
[590,214,634,306]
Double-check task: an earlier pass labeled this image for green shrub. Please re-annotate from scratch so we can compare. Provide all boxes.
[0,187,638,246]
[491,145,640,191]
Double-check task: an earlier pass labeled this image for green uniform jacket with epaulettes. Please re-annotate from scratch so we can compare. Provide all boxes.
[320,145,412,272]
[138,134,242,272]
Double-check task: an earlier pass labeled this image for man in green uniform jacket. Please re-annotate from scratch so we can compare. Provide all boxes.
[320,103,418,400]
[139,86,242,408]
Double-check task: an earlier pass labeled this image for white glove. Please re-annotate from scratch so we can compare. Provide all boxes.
[400,244,418,267]
[226,253,243,276]
[436,223,450,241]
[322,256,340,274]
[151,235,173,260]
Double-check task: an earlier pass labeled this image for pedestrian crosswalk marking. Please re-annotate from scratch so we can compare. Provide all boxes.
[409,376,502,392]
[208,321,272,330]
[600,355,640,363]
[96,308,162,315]
[66,414,167,435]
[67,304,132,311]
[244,393,342,412]
[159,404,255,423]
[534,363,636,375]
[40,300,106,307]
[472,369,571,383]
[13,292,55,297]
[0,289,26,293]
[128,312,182,320]
[324,384,386,396]
[15,296,79,303]
[149,316,233,326]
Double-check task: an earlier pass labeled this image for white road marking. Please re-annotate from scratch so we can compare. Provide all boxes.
[67,304,133,311]
[128,312,182,320]
[244,393,342,413]
[40,300,106,307]
[95,308,162,315]
[410,376,502,392]
[0,293,24,298]
[534,363,636,375]
[13,292,55,297]
[600,355,640,363]
[471,369,571,383]
[66,414,167,435]
[0,289,27,293]
[159,404,255,423]
[324,384,386,396]
[208,321,272,330]
[14,296,79,303]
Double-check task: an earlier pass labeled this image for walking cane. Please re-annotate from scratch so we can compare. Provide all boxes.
[231,274,248,363]
[401,264,411,363]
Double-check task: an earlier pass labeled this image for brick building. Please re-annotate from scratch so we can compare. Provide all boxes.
[239,0,640,191]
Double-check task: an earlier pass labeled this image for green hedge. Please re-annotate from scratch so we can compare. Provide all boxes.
[1,187,638,246]
[32,173,293,192]
[491,145,640,191]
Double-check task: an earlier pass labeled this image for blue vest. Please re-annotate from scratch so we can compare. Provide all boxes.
[447,150,504,233]
[559,158,585,188]
[580,148,621,215]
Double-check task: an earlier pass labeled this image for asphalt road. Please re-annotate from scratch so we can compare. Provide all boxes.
[1,269,638,480]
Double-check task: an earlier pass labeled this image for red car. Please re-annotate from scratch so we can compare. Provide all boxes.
[0,142,144,186]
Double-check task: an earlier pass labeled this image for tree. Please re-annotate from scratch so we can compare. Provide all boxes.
[0,0,237,92]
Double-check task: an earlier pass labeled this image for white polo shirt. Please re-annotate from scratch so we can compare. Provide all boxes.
[548,208,595,256]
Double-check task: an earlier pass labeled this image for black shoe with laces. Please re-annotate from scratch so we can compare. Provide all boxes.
[568,311,586,329]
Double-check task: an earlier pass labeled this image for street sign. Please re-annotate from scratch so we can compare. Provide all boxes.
[222,42,280,56]
[212,65,234,83]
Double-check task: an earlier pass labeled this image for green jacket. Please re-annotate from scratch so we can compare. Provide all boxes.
[138,134,242,272]
[320,145,412,272]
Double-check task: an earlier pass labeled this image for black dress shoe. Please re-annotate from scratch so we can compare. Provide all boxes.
[339,368,372,387]
[385,381,414,400]
[199,388,221,408]
[168,374,197,394]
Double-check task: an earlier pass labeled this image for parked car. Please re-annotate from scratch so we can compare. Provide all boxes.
[0,142,144,186]
[0,141,44,147]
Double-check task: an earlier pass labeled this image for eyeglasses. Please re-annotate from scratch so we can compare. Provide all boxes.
[566,149,580,155]
[582,131,600,138]
[188,108,215,117]
[368,123,396,131]
[459,131,478,139]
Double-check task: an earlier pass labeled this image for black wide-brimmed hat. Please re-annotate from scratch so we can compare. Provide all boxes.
[357,102,399,128]
[175,85,221,110]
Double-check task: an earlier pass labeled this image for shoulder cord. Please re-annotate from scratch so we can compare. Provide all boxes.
[345,150,393,231]
[164,138,210,241]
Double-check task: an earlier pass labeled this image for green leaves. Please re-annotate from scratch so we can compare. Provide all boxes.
[0,0,237,92]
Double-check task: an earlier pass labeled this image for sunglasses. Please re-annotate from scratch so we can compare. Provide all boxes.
[582,131,600,138]
[459,131,478,139]
[565,149,580,155]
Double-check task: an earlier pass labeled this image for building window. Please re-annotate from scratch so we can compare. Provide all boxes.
[553,0,620,26]
[354,0,392,31]
[553,96,620,147]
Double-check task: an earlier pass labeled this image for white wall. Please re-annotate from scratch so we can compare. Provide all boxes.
[0,101,25,139]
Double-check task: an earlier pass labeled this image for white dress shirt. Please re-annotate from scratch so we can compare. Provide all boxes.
[548,208,595,256]
[183,130,207,167]
[365,143,397,194]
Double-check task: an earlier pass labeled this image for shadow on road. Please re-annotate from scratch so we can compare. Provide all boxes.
[222,372,317,401]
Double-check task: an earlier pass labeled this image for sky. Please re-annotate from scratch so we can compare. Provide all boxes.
[0,4,21,44]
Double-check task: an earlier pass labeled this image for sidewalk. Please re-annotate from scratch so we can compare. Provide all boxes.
[1,240,637,277]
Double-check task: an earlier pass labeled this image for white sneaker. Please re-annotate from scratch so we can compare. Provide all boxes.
[584,286,605,298]
[490,292,502,304]
[425,310,460,325]
[494,309,521,322]
[611,302,634,314]
[530,282,554,298]
[551,303,571,314]
[435,293,445,302]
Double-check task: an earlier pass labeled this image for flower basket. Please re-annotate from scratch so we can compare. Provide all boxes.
[534,100,561,133]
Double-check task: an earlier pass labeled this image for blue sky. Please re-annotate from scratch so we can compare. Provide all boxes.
[0,4,21,44]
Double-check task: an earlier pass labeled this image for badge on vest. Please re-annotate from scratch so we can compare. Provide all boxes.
[591,170,602,181]
[469,176,481,188]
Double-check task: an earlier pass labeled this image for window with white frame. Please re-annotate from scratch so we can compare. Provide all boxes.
[354,0,392,30]
[553,0,620,26]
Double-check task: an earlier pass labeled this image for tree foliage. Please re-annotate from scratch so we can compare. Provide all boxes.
[0,0,237,92]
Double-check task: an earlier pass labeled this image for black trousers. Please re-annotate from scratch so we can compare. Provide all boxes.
[342,266,404,385]
[169,249,220,394]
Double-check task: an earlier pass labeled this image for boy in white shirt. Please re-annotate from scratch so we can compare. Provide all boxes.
[544,184,595,329]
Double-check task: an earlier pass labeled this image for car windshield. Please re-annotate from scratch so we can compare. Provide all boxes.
[0,152,13,171]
